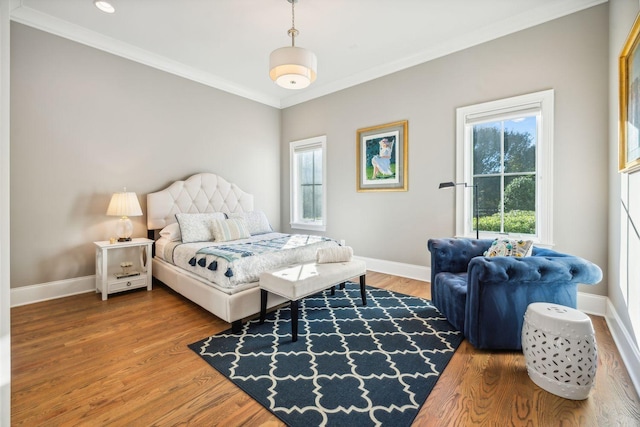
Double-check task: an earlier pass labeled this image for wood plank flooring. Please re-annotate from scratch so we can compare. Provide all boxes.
[11,272,640,426]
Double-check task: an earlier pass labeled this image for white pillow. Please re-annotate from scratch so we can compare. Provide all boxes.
[317,246,353,263]
[175,212,226,243]
[210,218,251,242]
[159,223,181,242]
[228,210,272,235]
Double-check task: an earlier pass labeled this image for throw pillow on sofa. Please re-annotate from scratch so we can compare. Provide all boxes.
[484,238,533,258]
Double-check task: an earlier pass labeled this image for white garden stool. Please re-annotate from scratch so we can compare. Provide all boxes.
[521,302,597,400]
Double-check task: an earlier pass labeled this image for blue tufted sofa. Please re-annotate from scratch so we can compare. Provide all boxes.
[427,238,603,350]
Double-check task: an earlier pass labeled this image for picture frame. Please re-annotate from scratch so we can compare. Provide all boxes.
[356,120,408,192]
[619,12,640,173]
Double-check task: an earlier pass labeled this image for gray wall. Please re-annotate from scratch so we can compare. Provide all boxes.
[609,0,640,347]
[10,5,611,298]
[10,23,281,288]
[281,5,610,296]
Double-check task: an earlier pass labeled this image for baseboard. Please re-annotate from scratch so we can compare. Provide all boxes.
[10,275,95,307]
[9,258,430,306]
[604,300,640,398]
[9,258,606,314]
[355,256,430,282]
[577,292,607,316]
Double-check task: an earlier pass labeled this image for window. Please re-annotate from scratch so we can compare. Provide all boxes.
[290,135,326,231]
[455,90,554,244]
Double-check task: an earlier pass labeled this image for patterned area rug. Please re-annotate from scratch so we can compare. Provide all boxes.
[188,283,462,427]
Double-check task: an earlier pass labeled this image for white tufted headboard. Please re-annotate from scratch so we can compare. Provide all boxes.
[146,172,254,231]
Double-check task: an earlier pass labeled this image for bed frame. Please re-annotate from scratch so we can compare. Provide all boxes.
[146,172,287,331]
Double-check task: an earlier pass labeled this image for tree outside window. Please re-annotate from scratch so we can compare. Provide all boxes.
[473,117,537,235]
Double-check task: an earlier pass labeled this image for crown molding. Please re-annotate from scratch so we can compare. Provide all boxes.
[9,4,283,108]
[10,0,606,110]
[279,0,608,108]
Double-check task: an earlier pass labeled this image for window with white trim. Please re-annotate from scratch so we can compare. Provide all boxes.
[290,135,326,231]
[455,90,554,244]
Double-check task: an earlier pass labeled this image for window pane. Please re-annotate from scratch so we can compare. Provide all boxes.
[313,150,322,184]
[504,117,536,173]
[296,147,323,221]
[314,184,323,219]
[459,90,552,242]
[298,151,314,185]
[302,185,314,219]
[503,174,536,234]
[473,123,501,175]
[475,176,501,233]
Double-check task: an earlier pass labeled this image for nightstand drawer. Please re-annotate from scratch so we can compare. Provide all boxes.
[109,276,147,293]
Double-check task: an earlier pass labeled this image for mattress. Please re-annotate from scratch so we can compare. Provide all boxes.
[155,232,339,292]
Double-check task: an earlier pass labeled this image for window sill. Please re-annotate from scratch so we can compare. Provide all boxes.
[291,222,326,232]
[455,232,554,248]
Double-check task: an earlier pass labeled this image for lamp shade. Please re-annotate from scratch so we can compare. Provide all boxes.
[269,46,317,89]
[106,191,142,217]
[106,191,142,242]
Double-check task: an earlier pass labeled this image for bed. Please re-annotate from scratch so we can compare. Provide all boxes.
[146,172,339,331]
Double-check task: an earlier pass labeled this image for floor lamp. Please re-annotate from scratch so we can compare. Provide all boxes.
[438,181,479,239]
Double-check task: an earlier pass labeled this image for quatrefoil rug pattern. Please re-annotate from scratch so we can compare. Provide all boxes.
[188,283,462,427]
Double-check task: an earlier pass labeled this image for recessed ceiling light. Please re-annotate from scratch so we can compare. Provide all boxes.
[94,0,115,14]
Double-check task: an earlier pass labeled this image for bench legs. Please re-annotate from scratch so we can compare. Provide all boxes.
[360,274,367,306]
[261,289,301,342]
[259,276,367,342]
[290,300,299,342]
[260,289,267,324]
[231,319,243,334]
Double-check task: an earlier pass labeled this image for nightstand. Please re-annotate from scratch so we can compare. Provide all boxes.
[94,238,154,300]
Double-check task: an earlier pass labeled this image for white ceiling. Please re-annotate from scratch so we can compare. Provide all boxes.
[10,0,605,108]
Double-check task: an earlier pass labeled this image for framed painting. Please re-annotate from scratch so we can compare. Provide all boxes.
[356,120,408,192]
[620,12,640,173]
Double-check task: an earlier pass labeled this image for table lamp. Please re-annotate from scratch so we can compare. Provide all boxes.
[106,188,143,242]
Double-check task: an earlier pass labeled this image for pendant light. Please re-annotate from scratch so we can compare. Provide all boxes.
[269,0,317,89]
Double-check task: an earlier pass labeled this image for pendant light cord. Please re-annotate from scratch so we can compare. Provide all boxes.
[288,0,298,47]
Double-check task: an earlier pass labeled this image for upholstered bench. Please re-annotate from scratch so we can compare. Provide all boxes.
[259,260,367,342]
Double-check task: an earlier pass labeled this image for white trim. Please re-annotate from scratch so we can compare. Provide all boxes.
[9,5,282,109]
[8,1,606,110]
[455,90,554,244]
[0,0,10,423]
[10,275,95,307]
[605,299,640,398]
[577,291,607,316]
[355,256,430,283]
[279,0,607,108]
[6,260,613,319]
[290,135,327,232]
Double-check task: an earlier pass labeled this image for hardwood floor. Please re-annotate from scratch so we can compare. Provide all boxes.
[11,272,640,426]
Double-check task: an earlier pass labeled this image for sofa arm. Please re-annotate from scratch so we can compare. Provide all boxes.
[427,238,494,282]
